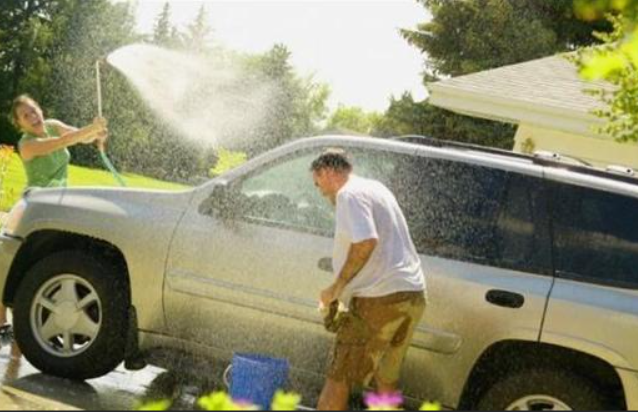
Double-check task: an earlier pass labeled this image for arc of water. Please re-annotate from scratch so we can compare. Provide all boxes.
[96,59,126,187]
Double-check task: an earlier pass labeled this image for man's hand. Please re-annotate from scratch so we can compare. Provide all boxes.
[320,283,342,308]
[319,238,377,308]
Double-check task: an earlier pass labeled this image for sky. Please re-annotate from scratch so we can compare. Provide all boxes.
[124,0,430,112]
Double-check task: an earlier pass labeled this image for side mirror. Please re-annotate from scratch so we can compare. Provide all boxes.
[199,183,235,218]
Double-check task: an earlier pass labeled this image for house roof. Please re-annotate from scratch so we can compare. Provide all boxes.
[428,54,615,138]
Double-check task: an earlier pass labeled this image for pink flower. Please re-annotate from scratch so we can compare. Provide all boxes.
[364,391,404,408]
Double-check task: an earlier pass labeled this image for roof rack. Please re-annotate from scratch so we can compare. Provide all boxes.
[391,135,532,161]
[533,151,593,167]
[391,135,638,185]
[606,165,636,177]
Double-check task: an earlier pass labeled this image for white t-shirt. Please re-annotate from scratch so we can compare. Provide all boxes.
[333,175,426,304]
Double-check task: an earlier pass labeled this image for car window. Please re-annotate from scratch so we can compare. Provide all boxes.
[397,157,507,263]
[356,152,550,274]
[495,174,551,274]
[552,184,638,288]
[236,151,335,233]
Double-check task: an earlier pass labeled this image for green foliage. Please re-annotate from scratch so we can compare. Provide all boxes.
[403,0,555,78]
[137,400,172,411]
[573,2,638,142]
[210,148,247,177]
[185,5,213,52]
[197,391,255,411]
[574,0,638,21]
[420,401,442,411]
[237,44,330,155]
[153,2,181,49]
[326,105,383,135]
[270,390,302,411]
[375,93,516,148]
[139,390,301,411]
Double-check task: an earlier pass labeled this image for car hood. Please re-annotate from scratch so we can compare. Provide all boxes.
[22,186,195,215]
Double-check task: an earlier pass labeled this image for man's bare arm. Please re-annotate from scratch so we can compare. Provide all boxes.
[320,238,377,306]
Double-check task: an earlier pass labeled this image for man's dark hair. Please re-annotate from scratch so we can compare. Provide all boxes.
[310,149,353,173]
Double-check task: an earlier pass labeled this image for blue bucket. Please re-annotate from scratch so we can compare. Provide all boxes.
[226,353,290,409]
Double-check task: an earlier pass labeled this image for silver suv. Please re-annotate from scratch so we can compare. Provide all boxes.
[0,135,637,410]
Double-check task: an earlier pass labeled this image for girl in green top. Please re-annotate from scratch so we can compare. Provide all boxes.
[0,95,108,357]
[11,94,108,188]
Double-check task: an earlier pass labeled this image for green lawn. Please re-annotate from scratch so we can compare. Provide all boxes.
[0,154,189,211]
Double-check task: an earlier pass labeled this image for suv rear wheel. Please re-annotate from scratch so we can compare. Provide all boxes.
[14,250,129,380]
[477,368,611,410]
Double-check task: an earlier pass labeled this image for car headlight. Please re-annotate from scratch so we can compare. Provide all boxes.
[1,199,27,237]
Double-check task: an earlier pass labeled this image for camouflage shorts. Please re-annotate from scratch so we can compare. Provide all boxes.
[326,291,426,388]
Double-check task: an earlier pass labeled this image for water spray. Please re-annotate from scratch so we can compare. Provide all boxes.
[95,58,127,187]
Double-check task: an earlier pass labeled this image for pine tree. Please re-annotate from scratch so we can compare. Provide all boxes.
[153,2,172,46]
[185,5,212,53]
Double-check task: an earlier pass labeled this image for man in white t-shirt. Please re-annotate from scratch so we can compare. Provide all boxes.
[311,149,426,410]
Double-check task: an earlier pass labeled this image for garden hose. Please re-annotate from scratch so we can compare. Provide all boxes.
[99,150,127,187]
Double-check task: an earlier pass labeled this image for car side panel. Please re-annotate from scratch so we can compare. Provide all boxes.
[401,256,553,408]
[617,368,638,409]
[542,279,638,371]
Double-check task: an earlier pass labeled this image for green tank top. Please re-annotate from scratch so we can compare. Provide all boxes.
[19,121,71,188]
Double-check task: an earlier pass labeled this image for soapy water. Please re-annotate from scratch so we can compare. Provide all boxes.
[107,44,274,148]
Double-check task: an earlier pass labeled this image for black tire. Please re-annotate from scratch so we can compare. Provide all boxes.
[14,250,129,380]
[477,368,611,410]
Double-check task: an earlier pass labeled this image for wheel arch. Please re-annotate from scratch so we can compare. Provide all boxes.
[459,340,627,410]
[3,230,131,307]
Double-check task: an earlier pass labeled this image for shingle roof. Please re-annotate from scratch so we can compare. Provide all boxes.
[429,54,614,115]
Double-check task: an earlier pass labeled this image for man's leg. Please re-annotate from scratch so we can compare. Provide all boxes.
[374,294,426,394]
[317,378,350,410]
[318,306,369,411]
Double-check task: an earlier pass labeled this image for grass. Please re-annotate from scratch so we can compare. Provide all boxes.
[0,153,189,211]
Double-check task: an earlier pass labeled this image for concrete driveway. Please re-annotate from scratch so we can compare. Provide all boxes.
[0,345,225,410]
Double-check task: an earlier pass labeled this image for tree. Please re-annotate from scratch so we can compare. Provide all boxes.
[153,2,181,49]
[326,105,383,135]
[403,0,609,78]
[185,5,213,53]
[374,93,515,148]
[403,0,556,78]
[518,0,611,47]
[238,44,330,155]
[380,0,609,148]
[153,2,171,45]
[573,1,638,142]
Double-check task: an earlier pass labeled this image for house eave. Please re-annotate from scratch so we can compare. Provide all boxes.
[428,83,606,139]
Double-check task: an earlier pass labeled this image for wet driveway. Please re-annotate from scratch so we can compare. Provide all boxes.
[0,346,235,410]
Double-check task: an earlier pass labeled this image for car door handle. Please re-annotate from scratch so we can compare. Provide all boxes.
[318,257,333,273]
[485,289,525,309]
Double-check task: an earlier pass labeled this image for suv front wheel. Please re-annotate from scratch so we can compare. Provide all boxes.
[477,368,612,410]
[14,250,129,380]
